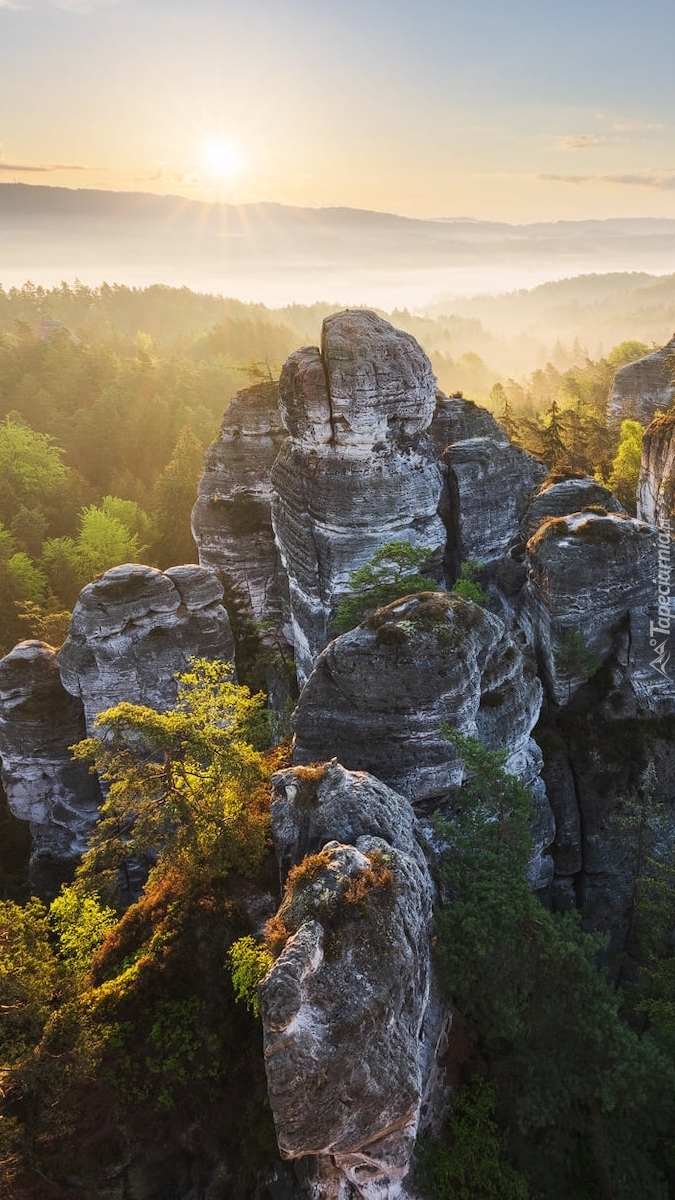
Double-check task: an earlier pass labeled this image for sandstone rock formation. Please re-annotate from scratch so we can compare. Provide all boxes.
[260,761,446,1200]
[521,512,658,705]
[292,592,553,888]
[430,395,547,566]
[607,334,675,428]
[58,563,234,734]
[520,474,626,540]
[539,660,675,948]
[271,310,447,685]
[0,565,235,889]
[0,640,100,891]
[191,381,290,639]
[637,409,675,526]
[293,592,541,800]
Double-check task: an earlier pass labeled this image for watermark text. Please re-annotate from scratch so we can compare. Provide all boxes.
[650,518,672,678]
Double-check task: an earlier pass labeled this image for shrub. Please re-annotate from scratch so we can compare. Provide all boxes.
[343,850,395,906]
[451,559,487,605]
[332,541,439,633]
[228,937,274,1017]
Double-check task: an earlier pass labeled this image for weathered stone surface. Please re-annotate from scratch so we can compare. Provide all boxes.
[58,563,235,733]
[521,512,659,705]
[637,409,675,526]
[260,760,445,1200]
[607,334,675,428]
[0,640,101,890]
[521,474,626,540]
[292,593,553,891]
[269,759,426,887]
[293,592,542,800]
[430,395,547,566]
[279,310,438,451]
[271,311,446,685]
[191,382,290,638]
[537,669,675,955]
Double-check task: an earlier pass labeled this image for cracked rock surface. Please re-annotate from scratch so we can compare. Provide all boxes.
[58,563,235,733]
[260,761,447,1200]
[271,310,446,685]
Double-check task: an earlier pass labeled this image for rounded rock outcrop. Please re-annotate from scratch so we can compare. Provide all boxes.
[607,334,675,428]
[292,591,542,801]
[191,381,290,640]
[0,640,101,890]
[58,563,235,733]
[259,761,444,1200]
[521,474,626,540]
[430,395,547,565]
[522,512,659,704]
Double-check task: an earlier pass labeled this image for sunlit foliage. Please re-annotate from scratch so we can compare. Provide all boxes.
[71,657,272,898]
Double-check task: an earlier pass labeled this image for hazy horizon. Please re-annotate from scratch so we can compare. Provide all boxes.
[4,184,675,382]
[4,183,675,313]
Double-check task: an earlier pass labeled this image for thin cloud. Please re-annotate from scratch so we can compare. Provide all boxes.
[0,160,89,172]
[561,134,604,150]
[613,120,662,132]
[137,167,202,187]
[539,171,675,190]
[54,0,119,11]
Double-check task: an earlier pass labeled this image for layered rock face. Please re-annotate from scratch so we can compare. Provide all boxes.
[430,395,547,565]
[291,592,553,888]
[607,334,675,428]
[522,511,659,705]
[191,381,290,638]
[0,565,235,888]
[541,694,675,944]
[0,641,101,891]
[521,474,626,540]
[637,409,675,526]
[58,563,234,733]
[260,761,446,1200]
[293,592,541,800]
[520,500,675,940]
[271,310,447,684]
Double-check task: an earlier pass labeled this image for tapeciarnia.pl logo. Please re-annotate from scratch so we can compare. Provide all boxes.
[650,518,672,679]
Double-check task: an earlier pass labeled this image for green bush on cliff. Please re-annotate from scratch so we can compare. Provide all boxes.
[0,658,284,1197]
[71,657,274,899]
[332,540,439,633]
[228,935,274,1017]
[450,558,487,604]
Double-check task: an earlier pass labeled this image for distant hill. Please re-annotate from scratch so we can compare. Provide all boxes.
[4,183,675,310]
[424,272,675,364]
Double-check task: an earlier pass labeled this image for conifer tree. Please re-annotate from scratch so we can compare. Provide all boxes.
[540,399,569,469]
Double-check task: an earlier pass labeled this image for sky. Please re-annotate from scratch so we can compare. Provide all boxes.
[1,0,675,223]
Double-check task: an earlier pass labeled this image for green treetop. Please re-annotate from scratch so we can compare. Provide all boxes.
[71,657,273,898]
[332,541,439,634]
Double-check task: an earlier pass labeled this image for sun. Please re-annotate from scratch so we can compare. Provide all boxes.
[201,139,242,180]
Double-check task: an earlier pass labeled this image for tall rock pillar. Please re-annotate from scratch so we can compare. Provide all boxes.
[271,310,446,684]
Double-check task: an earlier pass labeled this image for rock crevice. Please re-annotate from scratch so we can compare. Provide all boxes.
[271,310,447,685]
